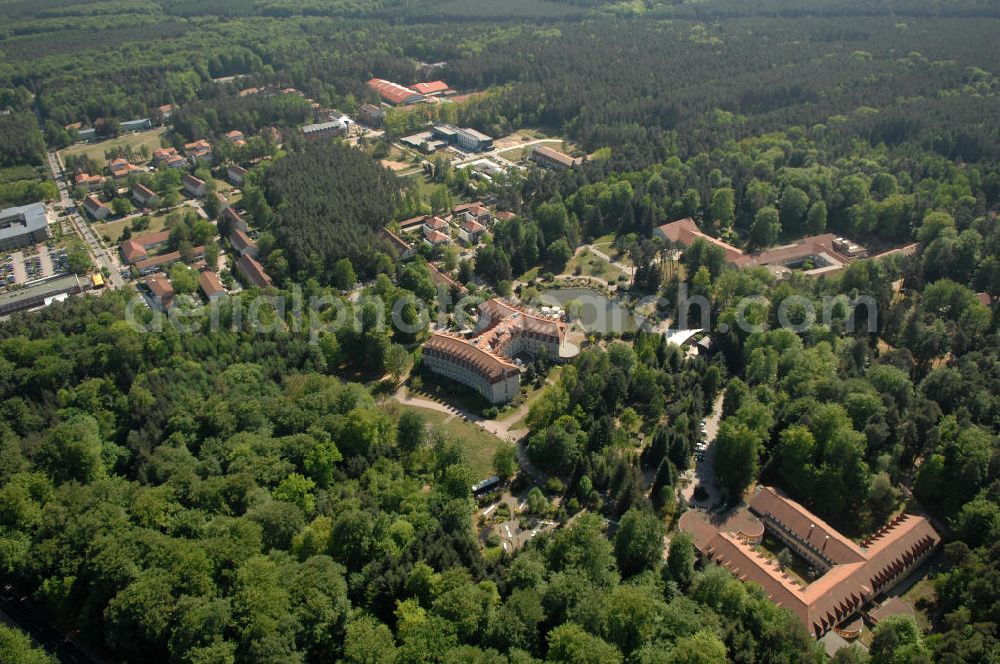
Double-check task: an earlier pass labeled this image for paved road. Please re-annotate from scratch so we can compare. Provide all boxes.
[681,393,725,509]
[45,150,125,289]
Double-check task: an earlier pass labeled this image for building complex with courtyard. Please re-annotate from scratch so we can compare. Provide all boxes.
[678,486,940,639]
[422,298,580,403]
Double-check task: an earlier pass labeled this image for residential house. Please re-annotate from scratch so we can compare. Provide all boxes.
[120,230,170,264]
[199,269,226,302]
[182,173,207,197]
[214,192,230,212]
[223,207,249,233]
[109,158,141,180]
[74,173,104,191]
[227,165,248,185]
[183,140,213,164]
[463,203,492,225]
[225,130,246,147]
[132,183,160,209]
[367,78,424,106]
[459,218,486,244]
[0,202,50,250]
[423,229,450,248]
[358,103,386,128]
[380,228,416,259]
[83,194,111,220]
[237,253,272,288]
[229,228,258,257]
[153,147,177,164]
[145,274,175,311]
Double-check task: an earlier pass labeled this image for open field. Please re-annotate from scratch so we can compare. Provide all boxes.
[97,209,174,244]
[391,403,505,478]
[59,127,167,167]
[566,248,625,281]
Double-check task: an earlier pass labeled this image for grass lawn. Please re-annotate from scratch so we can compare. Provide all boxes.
[565,248,624,281]
[755,533,811,587]
[97,209,175,244]
[59,127,167,167]
[391,403,506,478]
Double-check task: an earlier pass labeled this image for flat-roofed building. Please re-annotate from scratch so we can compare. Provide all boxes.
[0,274,81,316]
[302,119,348,141]
[0,202,50,250]
[432,124,493,152]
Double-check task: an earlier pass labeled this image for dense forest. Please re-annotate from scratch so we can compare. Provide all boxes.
[2,0,1000,662]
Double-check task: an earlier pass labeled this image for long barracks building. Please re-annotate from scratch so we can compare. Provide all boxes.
[679,486,940,638]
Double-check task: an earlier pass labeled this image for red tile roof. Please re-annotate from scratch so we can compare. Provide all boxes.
[680,486,940,638]
[367,78,423,105]
[198,269,226,298]
[412,80,449,95]
[238,253,272,288]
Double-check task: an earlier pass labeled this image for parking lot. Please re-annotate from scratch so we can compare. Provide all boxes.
[2,244,69,289]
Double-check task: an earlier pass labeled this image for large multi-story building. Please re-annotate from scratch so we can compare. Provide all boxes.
[679,486,940,638]
[422,298,577,403]
[0,202,50,250]
[432,124,494,152]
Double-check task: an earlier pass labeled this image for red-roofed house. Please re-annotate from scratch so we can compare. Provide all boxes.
[223,207,249,233]
[227,165,248,185]
[183,140,213,164]
[423,229,450,247]
[83,194,110,220]
[459,218,486,244]
[380,228,416,259]
[120,230,171,264]
[74,173,104,191]
[145,274,175,310]
[238,253,272,288]
[199,269,226,302]
[132,183,160,209]
[229,228,258,258]
[182,173,206,197]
